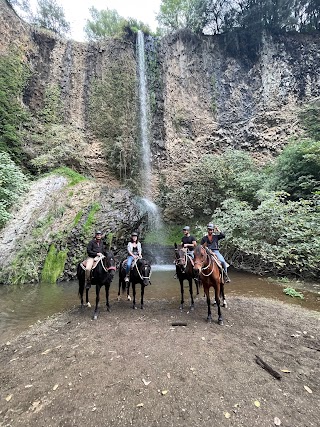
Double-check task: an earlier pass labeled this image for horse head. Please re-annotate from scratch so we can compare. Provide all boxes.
[193,245,208,277]
[136,258,152,286]
[174,243,187,271]
[103,251,116,279]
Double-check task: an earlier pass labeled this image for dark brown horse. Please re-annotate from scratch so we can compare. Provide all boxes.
[118,258,152,309]
[193,245,226,324]
[77,252,116,320]
[174,243,199,310]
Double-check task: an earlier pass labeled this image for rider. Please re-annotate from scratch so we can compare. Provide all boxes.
[200,223,231,283]
[181,226,197,258]
[85,230,104,289]
[125,231,142,282]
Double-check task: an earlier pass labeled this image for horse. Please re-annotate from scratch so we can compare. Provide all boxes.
[174,243,199,310]
[118,257,151,309]
[193,245,227,324]
[77,251,116,320]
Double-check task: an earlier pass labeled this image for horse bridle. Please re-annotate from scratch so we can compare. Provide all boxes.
[174,249,188,269]
[100,254,116,273]
[194,247,214,277]
[134,259,152,281]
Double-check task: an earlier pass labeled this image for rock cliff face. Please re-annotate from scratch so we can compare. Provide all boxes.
[153,30,320,188]
[1,1,320,194]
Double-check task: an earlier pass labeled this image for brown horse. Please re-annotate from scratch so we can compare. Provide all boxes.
[193,245,226,324]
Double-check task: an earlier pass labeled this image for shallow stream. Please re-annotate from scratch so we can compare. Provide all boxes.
[1,266,319,343]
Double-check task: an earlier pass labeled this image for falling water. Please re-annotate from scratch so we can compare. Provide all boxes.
[136,31,165,262]
[137,30,152,198]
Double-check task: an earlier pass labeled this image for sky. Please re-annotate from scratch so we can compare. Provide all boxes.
[29,0,162,41]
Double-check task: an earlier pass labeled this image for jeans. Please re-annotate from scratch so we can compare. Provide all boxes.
[213,250,228,273]
[126,256,135,274]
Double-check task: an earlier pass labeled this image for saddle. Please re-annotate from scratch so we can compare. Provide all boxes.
[80,255,105,271]
[121,258,138,271]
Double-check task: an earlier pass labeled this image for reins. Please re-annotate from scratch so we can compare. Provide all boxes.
[134,259,152,281]
[99,254,116,273]
[194,247,215,277]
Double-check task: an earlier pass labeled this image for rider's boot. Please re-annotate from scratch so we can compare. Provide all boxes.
[224,271,231,283]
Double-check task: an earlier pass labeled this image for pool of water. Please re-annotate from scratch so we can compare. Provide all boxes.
[1,267,319,343]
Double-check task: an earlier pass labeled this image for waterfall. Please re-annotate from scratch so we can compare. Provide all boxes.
[136,31,162,227]
[137,30,152,198]
[136,31,166,263]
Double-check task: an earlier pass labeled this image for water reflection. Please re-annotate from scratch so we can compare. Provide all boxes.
[0,268,319,343]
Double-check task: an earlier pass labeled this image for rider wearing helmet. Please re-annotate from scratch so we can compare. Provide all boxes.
[200,223,230,283]
[125,231,142,282]
[85,230,104,288]
[181,226,197,258]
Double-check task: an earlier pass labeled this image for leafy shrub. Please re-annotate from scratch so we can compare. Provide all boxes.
[269,139,320,199]
[162,150,264,221]
[212,194,320,279]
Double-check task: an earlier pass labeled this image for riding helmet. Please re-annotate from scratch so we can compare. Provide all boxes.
[131,232,138,236]
[95,230,102,235]
[207,223,214,229]
[183,226,190,231]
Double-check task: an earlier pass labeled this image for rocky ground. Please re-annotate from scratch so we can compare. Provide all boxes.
[1,296,319,427]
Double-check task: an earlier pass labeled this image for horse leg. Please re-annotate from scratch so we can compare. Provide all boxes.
[93,285,100,320]
[132,282,137,309]
[105,284,111,312]
[127,281,131,301]
[220,282,227,308]
[117,278,121,301]
[205,287,212,323]
[215,285,223,325]
[194,278,199,295]
[85,288,91,308]
[189,278,195,311]
[141,284,144,310]
[179,279,184,310]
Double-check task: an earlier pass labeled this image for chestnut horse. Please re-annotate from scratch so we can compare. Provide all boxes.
[174,243,199,310]
[193,245,226,324]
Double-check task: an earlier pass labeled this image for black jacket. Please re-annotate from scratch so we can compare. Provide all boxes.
[87,239,104,258]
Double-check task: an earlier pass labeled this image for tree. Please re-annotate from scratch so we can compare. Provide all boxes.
[33,0,70,36]
[84,7,151,40]
[157,0,208,34]
[84,7,126,40]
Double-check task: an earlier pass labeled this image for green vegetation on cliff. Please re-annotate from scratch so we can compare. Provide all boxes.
[41,243,67,283]
[88,53,139,186]
[0,51,30,159]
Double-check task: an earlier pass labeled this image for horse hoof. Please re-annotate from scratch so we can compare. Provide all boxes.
[87,302,91,308]
[179,305,183,311]
[133,305,137,310]
[223,301,227,308]
[117,296,121,301]
[107,306,111,312]
[127,295,132,301]
[207,317,212,323]
[93,314,98,320]
[190,305,195,311]
[218,318,224,325]
[141,305,144,310]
